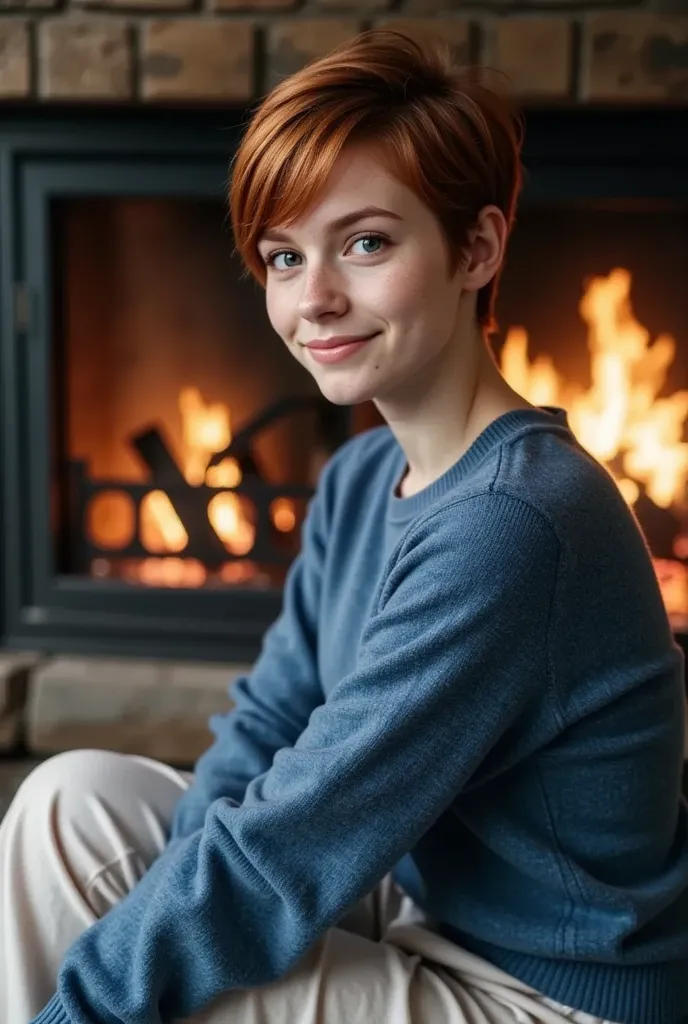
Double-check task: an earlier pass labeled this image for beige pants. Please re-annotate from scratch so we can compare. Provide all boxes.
[0,749,618,1024]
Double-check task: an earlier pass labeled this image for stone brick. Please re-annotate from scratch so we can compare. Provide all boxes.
[374,18,471,65]
[312,0,390,12]
[467,0,621,6]
[266,19,360,89]
[214,0,296,11]
[74,0,192,11]
[0,20,30,97]
[0,0,58,9]
[26,655,246,766]
[582,14,688,102]
[39,18,133,99]
[141,20,253,100]
[0,653,41,750]
[486,18,571,99]
[401,0,458,16]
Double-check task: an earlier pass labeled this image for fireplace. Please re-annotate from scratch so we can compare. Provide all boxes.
[0,107,687,663]
[54,195,339,591]
[0,109,355,662]
[492,108,688,638]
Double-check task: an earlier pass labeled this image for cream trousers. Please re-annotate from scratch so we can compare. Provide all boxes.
[0,749,619,1024]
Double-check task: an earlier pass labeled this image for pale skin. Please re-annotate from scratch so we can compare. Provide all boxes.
[257,142,532,497]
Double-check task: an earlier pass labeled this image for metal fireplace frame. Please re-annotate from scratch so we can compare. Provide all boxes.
[1,107,687,661]
[0,108,354,661]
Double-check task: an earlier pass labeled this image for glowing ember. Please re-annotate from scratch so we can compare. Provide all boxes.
[208,492,255,556]
[205,458,242,489]
[132,386,296,583]
[499,268,688,628]
[141,491,188,553]
[271,498,297,533]
[135,557,207,589]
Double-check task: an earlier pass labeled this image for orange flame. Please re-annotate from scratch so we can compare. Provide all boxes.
[135,386,296,584]
[499,268,688,627]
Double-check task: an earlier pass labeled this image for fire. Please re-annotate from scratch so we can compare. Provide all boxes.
[136,386,295,585]
[499,268,688,628]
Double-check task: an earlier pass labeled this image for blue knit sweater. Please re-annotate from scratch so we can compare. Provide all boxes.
[34,407,688,1024]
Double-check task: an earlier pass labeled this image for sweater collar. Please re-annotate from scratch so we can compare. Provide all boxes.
[387,405,571,524]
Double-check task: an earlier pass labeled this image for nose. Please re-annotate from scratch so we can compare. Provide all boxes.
[297,262,348,322]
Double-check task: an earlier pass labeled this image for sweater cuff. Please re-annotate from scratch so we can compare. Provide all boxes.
[31,993,71,1024]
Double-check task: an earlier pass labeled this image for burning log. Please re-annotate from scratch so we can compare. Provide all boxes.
[131,427,229,569]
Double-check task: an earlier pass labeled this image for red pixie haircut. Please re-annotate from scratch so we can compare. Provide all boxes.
[229,29,523,333]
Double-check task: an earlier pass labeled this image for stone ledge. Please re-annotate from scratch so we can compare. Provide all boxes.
[0,653,44,751]
[4,650,687,775]
[0,758,43,822]
[26,655,248,766]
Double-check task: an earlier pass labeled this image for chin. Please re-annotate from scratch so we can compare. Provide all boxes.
[314,375,382,407]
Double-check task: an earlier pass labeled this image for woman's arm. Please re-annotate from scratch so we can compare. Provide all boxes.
[33,493,561,1024]
[169,456,334,840]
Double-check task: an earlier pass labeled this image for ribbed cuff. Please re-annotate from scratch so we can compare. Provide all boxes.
[31,993,71,1024]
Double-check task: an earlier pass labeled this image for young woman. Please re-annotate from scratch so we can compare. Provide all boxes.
[3,29,687,1024]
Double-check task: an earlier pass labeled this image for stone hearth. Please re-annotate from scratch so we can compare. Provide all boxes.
[0,650,686,772]
[0,652,243,767]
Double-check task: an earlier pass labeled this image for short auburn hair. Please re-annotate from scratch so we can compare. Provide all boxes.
[229,29,523,334]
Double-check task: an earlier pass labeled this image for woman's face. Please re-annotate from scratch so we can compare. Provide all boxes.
[257,144,469,408]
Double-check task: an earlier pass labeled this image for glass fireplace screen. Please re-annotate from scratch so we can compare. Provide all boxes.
[50,197,343,591]
[50,194,688,628]
[494,201,688,631]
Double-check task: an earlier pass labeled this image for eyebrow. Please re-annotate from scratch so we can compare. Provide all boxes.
[258,206,403,245]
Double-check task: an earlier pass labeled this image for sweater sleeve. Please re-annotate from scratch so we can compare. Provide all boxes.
[33,493,560,1024]
[169,458,331,840]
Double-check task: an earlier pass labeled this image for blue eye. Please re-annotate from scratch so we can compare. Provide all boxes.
[350,235,385,256]
[263,233,387,272]
[265,250,300,271]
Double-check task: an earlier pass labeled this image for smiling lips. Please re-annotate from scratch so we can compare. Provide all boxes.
[304,333,378,365]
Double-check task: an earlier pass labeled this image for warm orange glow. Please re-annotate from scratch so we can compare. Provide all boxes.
[208,492,256,555]
[136,557,207,588]
[220,561,265,585]
[271,498,297,533]
[137,386,257,564]
[179,386,232,486]
[90,382,300,585]
[500,268,688,627]
[140,491,188,553]
[87,491,135,549]
[205,457,242,488]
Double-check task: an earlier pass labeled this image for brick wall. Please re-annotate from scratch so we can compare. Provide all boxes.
[0,2,686,106]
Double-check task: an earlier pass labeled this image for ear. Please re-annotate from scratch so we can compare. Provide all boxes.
[461,205,509,294]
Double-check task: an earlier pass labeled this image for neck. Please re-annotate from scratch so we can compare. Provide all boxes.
[376,322,532,498]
